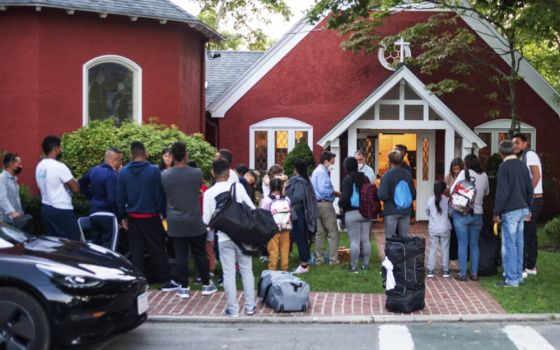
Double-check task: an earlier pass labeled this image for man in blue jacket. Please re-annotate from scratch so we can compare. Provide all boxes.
[117,141,177,291]
[79,148,122,249]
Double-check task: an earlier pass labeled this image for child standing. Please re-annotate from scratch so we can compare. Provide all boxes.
[260,178,291,271]
[426,181,452,278]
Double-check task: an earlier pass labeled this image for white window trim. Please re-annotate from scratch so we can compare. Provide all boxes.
[83,55,142,126]
[249,117,313,170]
[474,119,537,154]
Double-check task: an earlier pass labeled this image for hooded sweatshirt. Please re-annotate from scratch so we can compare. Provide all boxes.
[117,160,166,218]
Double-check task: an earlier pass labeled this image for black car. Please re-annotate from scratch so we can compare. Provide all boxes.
[0,222,148,349]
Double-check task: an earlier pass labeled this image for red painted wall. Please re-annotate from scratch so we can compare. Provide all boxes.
[0,7,206,188]
[218,11,560,211]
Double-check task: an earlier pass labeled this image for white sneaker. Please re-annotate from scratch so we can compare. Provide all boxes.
[292,265,309,274]
[525,268,537,276]
[177,287,190,299]
[522,271,528,279]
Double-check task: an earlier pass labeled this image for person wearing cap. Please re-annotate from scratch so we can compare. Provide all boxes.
[493,139,533,288]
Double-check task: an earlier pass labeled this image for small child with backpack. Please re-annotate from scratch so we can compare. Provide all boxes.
[260,178,291,271]
[426,181,452,278]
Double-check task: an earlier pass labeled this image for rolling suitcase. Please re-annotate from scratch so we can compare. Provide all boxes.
[257,270,310,312]
[383,236,426,313]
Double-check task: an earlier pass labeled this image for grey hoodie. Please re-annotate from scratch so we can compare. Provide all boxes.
[285,175,318,232]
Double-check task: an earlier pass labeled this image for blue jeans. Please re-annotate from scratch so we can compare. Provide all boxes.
[453,212,482,277]
[501,208,529,286]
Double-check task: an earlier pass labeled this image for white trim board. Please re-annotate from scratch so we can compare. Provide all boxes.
[317,65,485,149]
[207,18,318,118]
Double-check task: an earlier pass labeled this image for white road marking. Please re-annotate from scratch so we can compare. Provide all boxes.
[378,325,414,350]
[503,325,556,350]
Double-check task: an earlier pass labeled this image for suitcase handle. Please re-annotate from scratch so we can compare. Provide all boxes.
[290,282,303,292]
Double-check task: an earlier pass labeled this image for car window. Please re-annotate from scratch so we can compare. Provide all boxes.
[0,223,29,244]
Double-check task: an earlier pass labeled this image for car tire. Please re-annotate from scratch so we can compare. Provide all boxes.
[0,287,51,350]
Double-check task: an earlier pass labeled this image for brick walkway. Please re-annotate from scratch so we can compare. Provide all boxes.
[148,222,504,317]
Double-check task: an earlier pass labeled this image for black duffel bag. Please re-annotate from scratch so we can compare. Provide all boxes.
[209,184,278,247]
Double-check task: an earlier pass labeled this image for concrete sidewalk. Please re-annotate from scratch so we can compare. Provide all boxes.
[147,222,510,320]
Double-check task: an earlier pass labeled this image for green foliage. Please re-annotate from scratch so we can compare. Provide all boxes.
[61,120,216,180]
[485,153,503,178]
[19,185,42,234]
[283,139,316,177]
[197,0,291,50]
[544,217,560,249]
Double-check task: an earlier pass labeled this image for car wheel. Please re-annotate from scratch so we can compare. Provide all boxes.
[0,287,51,350]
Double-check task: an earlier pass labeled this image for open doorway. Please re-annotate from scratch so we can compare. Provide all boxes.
[377,133,417,177]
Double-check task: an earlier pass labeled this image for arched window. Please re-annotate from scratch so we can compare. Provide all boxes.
[249,118,313,171]
[83,55,142,126]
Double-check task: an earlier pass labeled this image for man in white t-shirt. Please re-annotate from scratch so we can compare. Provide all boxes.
[203,159,256,318]
[216,149,240,187]
[513,133,543,276]
[35,135,81,240]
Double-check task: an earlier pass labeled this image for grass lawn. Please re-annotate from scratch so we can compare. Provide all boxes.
[152,232,385,294]
[478,227,560,313]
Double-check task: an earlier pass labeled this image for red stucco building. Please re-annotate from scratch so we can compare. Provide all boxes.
[0,0,220,187]
[206,4,560,219]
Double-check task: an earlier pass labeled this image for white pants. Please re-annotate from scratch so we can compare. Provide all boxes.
[218,239,256,314]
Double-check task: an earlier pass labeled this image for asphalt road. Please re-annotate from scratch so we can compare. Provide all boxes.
[82,321,560,350]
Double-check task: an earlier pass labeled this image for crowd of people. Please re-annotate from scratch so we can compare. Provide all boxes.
[0,132,543,316]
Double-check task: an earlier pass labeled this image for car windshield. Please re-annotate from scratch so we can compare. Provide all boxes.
[0,222,30,246]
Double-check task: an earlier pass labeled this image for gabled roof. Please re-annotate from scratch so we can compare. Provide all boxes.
[317,65,486,148]
[208,4,560,119]
[0,0,222,41]
[205,51,264,107]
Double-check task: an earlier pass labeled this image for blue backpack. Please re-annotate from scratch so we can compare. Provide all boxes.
[394,179,412,210]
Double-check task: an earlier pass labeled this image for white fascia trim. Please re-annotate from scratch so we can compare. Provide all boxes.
[250,117,312,129]
[475,119,535,130]
[457,7,560,117]
[207,18,318,118]
[317,65,485,148]
[83,54,142,126]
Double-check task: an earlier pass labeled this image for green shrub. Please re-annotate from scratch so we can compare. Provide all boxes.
[19,185,43,235]
[544,217,560,249]
[485,153,503,179]
[283,139,316,177]
[61,120,216,180]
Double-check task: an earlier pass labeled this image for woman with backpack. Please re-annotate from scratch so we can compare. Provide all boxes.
[260,178,291,271]
[445,157,465,194]
[285,159,318,274]
[340,157,372,273]
[449,154,490,281]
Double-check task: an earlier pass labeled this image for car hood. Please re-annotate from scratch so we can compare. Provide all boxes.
[2,236,142,281]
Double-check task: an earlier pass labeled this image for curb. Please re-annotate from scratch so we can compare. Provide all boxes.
[147,313,560,324]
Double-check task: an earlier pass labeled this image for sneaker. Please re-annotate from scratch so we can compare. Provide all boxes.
[454,274,467,282]
[361,264,369,271]
[245,306,257,316]
[525,268,537,276]
[442,271,451,278]
[292,265,309,274]
[426,270,435,278]
[160,280,180,292]
[495,281,518,288]
[209,272,215,278]
[350,267,359,274]
[194,277,202,284]
[259,256,269,263]
[470,274,478,281]
[522,271,528,279]
[223,309,239,318]
[177,287,190,299]
[201,282,218,296]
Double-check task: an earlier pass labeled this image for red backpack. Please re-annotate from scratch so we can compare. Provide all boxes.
[359,177,381,219]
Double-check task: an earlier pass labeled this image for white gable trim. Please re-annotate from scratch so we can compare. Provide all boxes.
[207,19,318,118]
[317,65,485,148]
[457,7,560,116]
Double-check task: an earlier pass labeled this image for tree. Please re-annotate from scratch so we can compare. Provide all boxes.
[307,0,560,136]
[195,0,292,50]
[283,138,316,177]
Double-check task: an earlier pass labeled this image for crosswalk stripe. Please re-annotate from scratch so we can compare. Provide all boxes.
[378,325,414,350]
[503,325,556,350]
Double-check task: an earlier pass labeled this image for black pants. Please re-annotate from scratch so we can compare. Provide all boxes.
[127,216,171,283]
[41,205,80,241]
[524,197,543,270]
[173,234,210,286]
[90,215,116,249]
[11,214,34,234]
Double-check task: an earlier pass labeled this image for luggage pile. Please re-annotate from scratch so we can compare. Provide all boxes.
[257,270,310,313]
[382,236,426,313]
